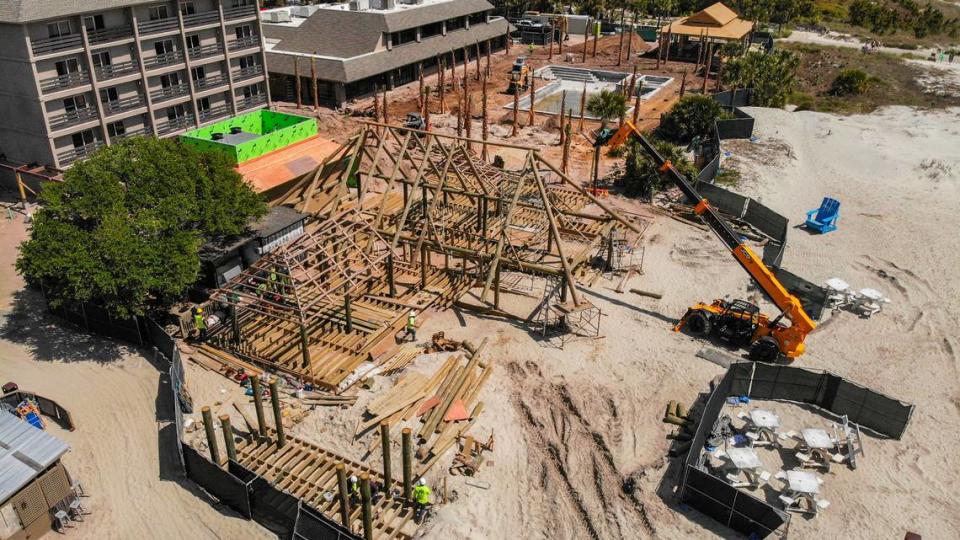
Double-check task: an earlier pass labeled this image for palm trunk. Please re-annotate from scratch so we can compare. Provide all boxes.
[617,7,626,66]
[481,75,488,160]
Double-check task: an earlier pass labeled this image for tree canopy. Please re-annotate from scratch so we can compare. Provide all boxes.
[17,137,267,319]
[722,49,800,108]
[657,95,726,144]
[586,89,629,129]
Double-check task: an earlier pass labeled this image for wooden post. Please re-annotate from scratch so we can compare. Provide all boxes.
[558,16,565,54]
[465,94,473,151]
[632,85,642,125]
[380,421,392,498]
[578,81,587,132]
[15,170,27,206]
[562,110,572,173]
[701,45,710,94]
[511,82,520,137]
[591,16,599,57]
[250,375,267,439]
[486,39,492,75]
[269,377,285,448]
[558,92,566,146]
[373,85,381,122]
[456,94,463,138]
[382,88,389,124]
[481,74,489,160]
[617,7,626,65]
[418,63,425,115]
[387,254,396,297]
[360,473,373,540]
[202,407,220,465]
[475,41,481,80]
[402,428,413,501]
[439,63,445,114]
[625,11,634,61]
[294,56,302,108]
[424,86,432,131]
[310,55,318,111]
[219,414,236,462]
[493,262,501,309]
[663,30,672,64]
[628,65,638,97]
[420,245,427,289]
[528,74,536,126]
[336,464,351,530]
[462,46,468,84]
[696,30,705,72]
[582,18,589,62]
[230,304,240,345]
[548,18,554,60]
[299,323,310,368]
[344,295,353,333]
[656,31,662,69]
[680,70,687,97]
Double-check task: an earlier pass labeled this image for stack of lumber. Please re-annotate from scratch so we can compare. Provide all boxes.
[415,338,492,474]
[190,344,264,378]
[297,391,358,407]
[379,347,421,376]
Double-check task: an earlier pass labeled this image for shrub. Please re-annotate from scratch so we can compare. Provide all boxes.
[657,95,725,144]
[830,69,871,96]
[617,137,697,199]
[722,50,801,108]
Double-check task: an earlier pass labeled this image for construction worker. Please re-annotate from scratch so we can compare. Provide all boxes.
[349,474,360,505]
[412,478,432,523]
[405,309,417,342]
[269,267,279,293]
[193,307,207,340]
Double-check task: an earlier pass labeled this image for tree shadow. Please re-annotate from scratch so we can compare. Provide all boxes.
[0,288,130,363]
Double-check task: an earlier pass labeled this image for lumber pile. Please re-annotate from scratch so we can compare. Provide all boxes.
[379,347,421,376]
[189,344,264,379]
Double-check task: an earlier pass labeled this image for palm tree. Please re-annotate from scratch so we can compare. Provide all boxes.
[586,89,628,130]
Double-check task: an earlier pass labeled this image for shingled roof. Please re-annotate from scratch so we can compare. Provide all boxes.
[264,0,510,84]
[0,0,157,23]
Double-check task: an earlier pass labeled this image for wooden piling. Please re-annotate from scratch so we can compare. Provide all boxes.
[402,428,413,501]
[578,81,587,132]
[591,16,599,57]
[344,295,353,333]
[202,407,220,465]
[360,473,373,540]
[582,18,589,63]
[294,56,301,108]
[219,414,236,462]
[387,254,396,297]
[527,74,536,126]
[250,375,267,439]
[336,464,351,530]
[269,377,285,448]
[511,82,519,137]
[380,421,392,498]
[310,55,318,111]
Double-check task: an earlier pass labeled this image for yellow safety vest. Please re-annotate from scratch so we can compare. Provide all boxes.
[413,485,431,504]
[407,314,416,329]
[194,314,206,330]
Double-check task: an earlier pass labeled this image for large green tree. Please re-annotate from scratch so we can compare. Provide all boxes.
[657,95,726,144]
[722,49,800,108]
[17,137,267,318]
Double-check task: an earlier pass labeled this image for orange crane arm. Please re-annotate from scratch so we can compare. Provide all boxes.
[604,121,816,354]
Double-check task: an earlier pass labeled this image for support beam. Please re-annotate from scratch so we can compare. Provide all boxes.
[402,428,413,502]
[360,473,373,540]
[380,421,392,499]
[269,377,285,448]
[202,406,220,465]
[336,463,351,530]
[219,414,237,462]
[250,375,267,439]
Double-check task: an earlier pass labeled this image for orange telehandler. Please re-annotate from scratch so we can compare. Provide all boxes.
[601,121,817,361]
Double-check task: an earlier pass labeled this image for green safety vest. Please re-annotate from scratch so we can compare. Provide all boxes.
[350,481,359,495]
[194,314,206,330]
[407,314,416,329]
[413,485,431,504]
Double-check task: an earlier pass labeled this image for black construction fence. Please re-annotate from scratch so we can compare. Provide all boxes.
[0,390,75,431]
[678,363,915,538]
[36,293,355,540]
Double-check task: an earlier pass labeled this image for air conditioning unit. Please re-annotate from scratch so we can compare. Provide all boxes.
[264,9,291,22]
[349,0,369,11]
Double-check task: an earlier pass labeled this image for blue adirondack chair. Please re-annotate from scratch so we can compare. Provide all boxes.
[805,197,840,233]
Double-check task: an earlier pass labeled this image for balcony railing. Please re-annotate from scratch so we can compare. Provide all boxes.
[31,34,83,56]
[194,73,227,91]
[188,42,224,60]
[138,16,179,36]
[233,64,263,81]
[40,71,90,94]
[114,125,151,140]
[157,114,196,136]
[58,140,105,166]
[144,50,185,69]
[228,35,260,52]
[102,95,146,116]
[199,103,230,123]
[49,107,99,131]
[150,83,190,103]
[87,25,134,45]
[223,5,257,21]
[94,59,139,81]
[183,10,221,28]
[237,93,267,111]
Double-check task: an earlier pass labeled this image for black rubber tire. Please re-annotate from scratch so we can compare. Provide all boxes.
[750,336,781,362]
[686,311,712,337]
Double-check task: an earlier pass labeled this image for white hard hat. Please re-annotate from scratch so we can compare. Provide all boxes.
[350,475,358,483]
[417,478,426,486]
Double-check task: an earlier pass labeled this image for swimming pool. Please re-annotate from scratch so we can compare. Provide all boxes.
[507,65,673,119]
